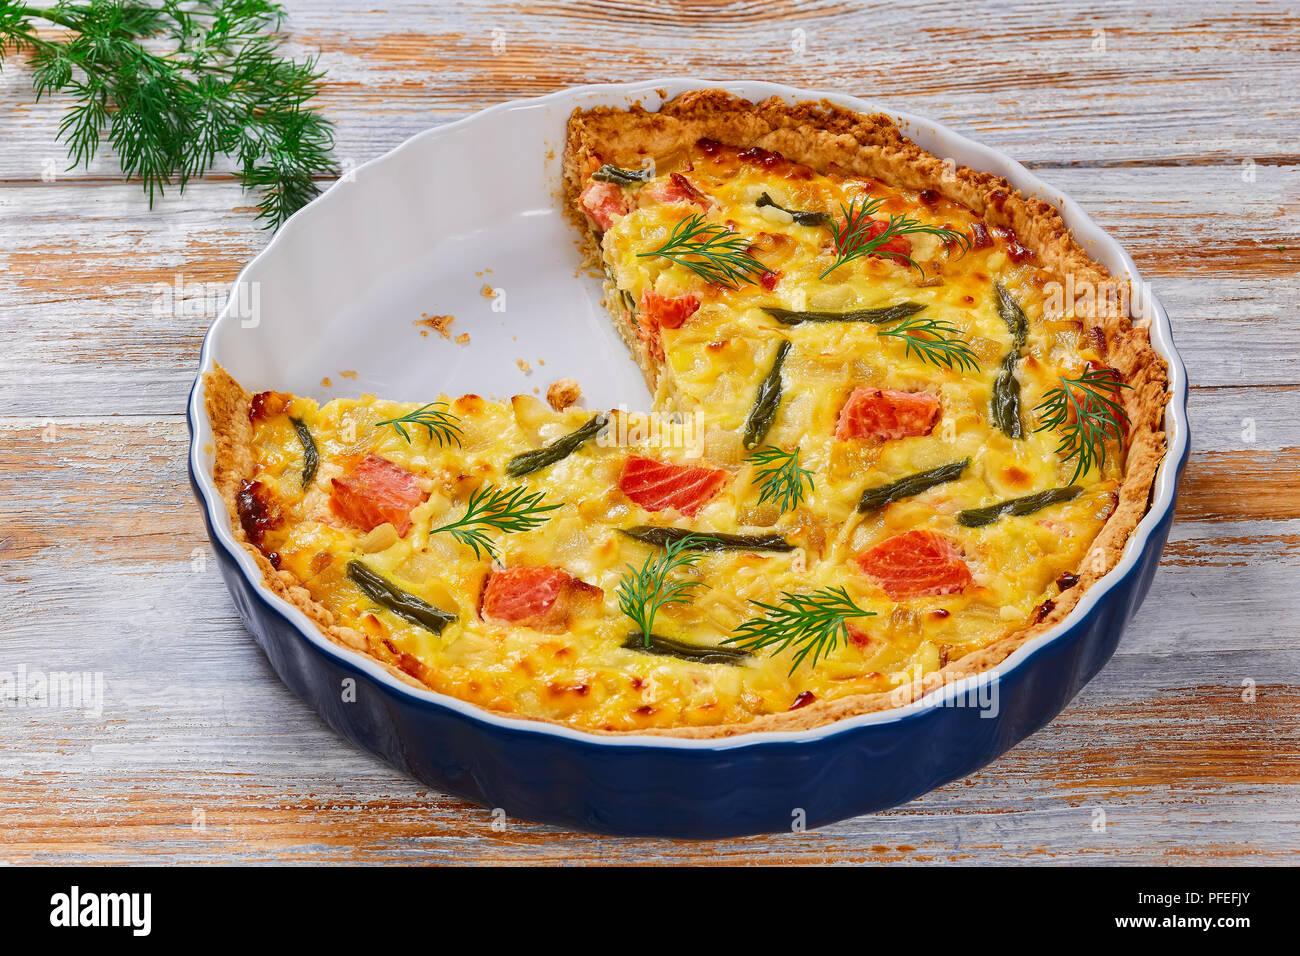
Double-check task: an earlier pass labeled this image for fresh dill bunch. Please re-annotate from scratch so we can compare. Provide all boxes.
[725,586,875,674]
[750,445,814,514]
[637,213,767,289]
[1033,368,1132,483]
[616,532,708,646]
[877,313,981,373]
[820,195,969,279]
[430,483,562,561]
[0,0,336,228]
[374,402,464,447]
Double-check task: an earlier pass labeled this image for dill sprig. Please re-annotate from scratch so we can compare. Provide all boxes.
[820,195,969,279]
[0,0,336,228]
[1033,369,1132,483]
[750,445,814,514]
[430,483,562,561]
[877,313,980,372]
[725,586,875,673]
[375,402,463,447]
[637,213,767,289]
[616,532,708,646]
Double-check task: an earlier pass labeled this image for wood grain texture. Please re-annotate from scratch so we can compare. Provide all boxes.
[1,0,1298,864]
[2,0,1299,175]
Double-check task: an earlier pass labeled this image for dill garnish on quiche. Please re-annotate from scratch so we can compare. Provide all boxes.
[820,195,970,279]
[638,213,768,289]
[376,402,464,446]
[615,532,708,648]
[430,484,562,561]
[1034,369,1132,483]
[750,445,815,514]
[728,586,877,673]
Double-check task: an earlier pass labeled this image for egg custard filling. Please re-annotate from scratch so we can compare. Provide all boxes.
[205,92,1168,736]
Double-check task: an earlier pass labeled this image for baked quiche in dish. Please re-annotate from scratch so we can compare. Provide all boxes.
[205,90,1168,737]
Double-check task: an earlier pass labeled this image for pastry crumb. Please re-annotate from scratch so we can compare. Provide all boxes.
[480,284,496,298]
[340,370,357,380]
[455,332,470,345]
[516,358,531,373]
[416,314,455,339]
[320,376,332,387]
[546,378,582,411]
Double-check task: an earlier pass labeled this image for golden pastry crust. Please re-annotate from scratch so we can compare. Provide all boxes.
[205,366,432,695]
[206,90,1169,738]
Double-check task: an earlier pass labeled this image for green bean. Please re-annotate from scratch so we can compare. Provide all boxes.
[621,633,752,665]
[957,486,1084,528]
[620,526,795,552]
[742,339,791,450]
[991,351,1024,439]
[994,281,1028,349]
[761,302,927,326]
[505,413,608,478]
[346,560,456,635]
[290,417,318,488]
[591,164,651,185]
[755,191,830,227]
[857,459,970,512]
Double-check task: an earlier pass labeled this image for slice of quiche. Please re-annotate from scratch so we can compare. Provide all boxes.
[205,91,1168,737]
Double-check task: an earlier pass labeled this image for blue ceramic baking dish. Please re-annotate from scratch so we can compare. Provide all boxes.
[187,80,1190,838]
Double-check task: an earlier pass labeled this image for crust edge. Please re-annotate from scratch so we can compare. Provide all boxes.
[204,366,434,696]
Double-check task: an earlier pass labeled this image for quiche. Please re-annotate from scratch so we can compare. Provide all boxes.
[205,91,1168,737]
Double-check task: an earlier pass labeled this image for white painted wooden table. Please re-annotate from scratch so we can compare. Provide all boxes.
[2,0,1297,863]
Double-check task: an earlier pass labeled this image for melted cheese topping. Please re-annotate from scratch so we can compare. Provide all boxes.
[240,142,1119,732]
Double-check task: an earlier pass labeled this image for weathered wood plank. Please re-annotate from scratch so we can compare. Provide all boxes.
[1,0,1297,179]
[2,679,1294,864]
